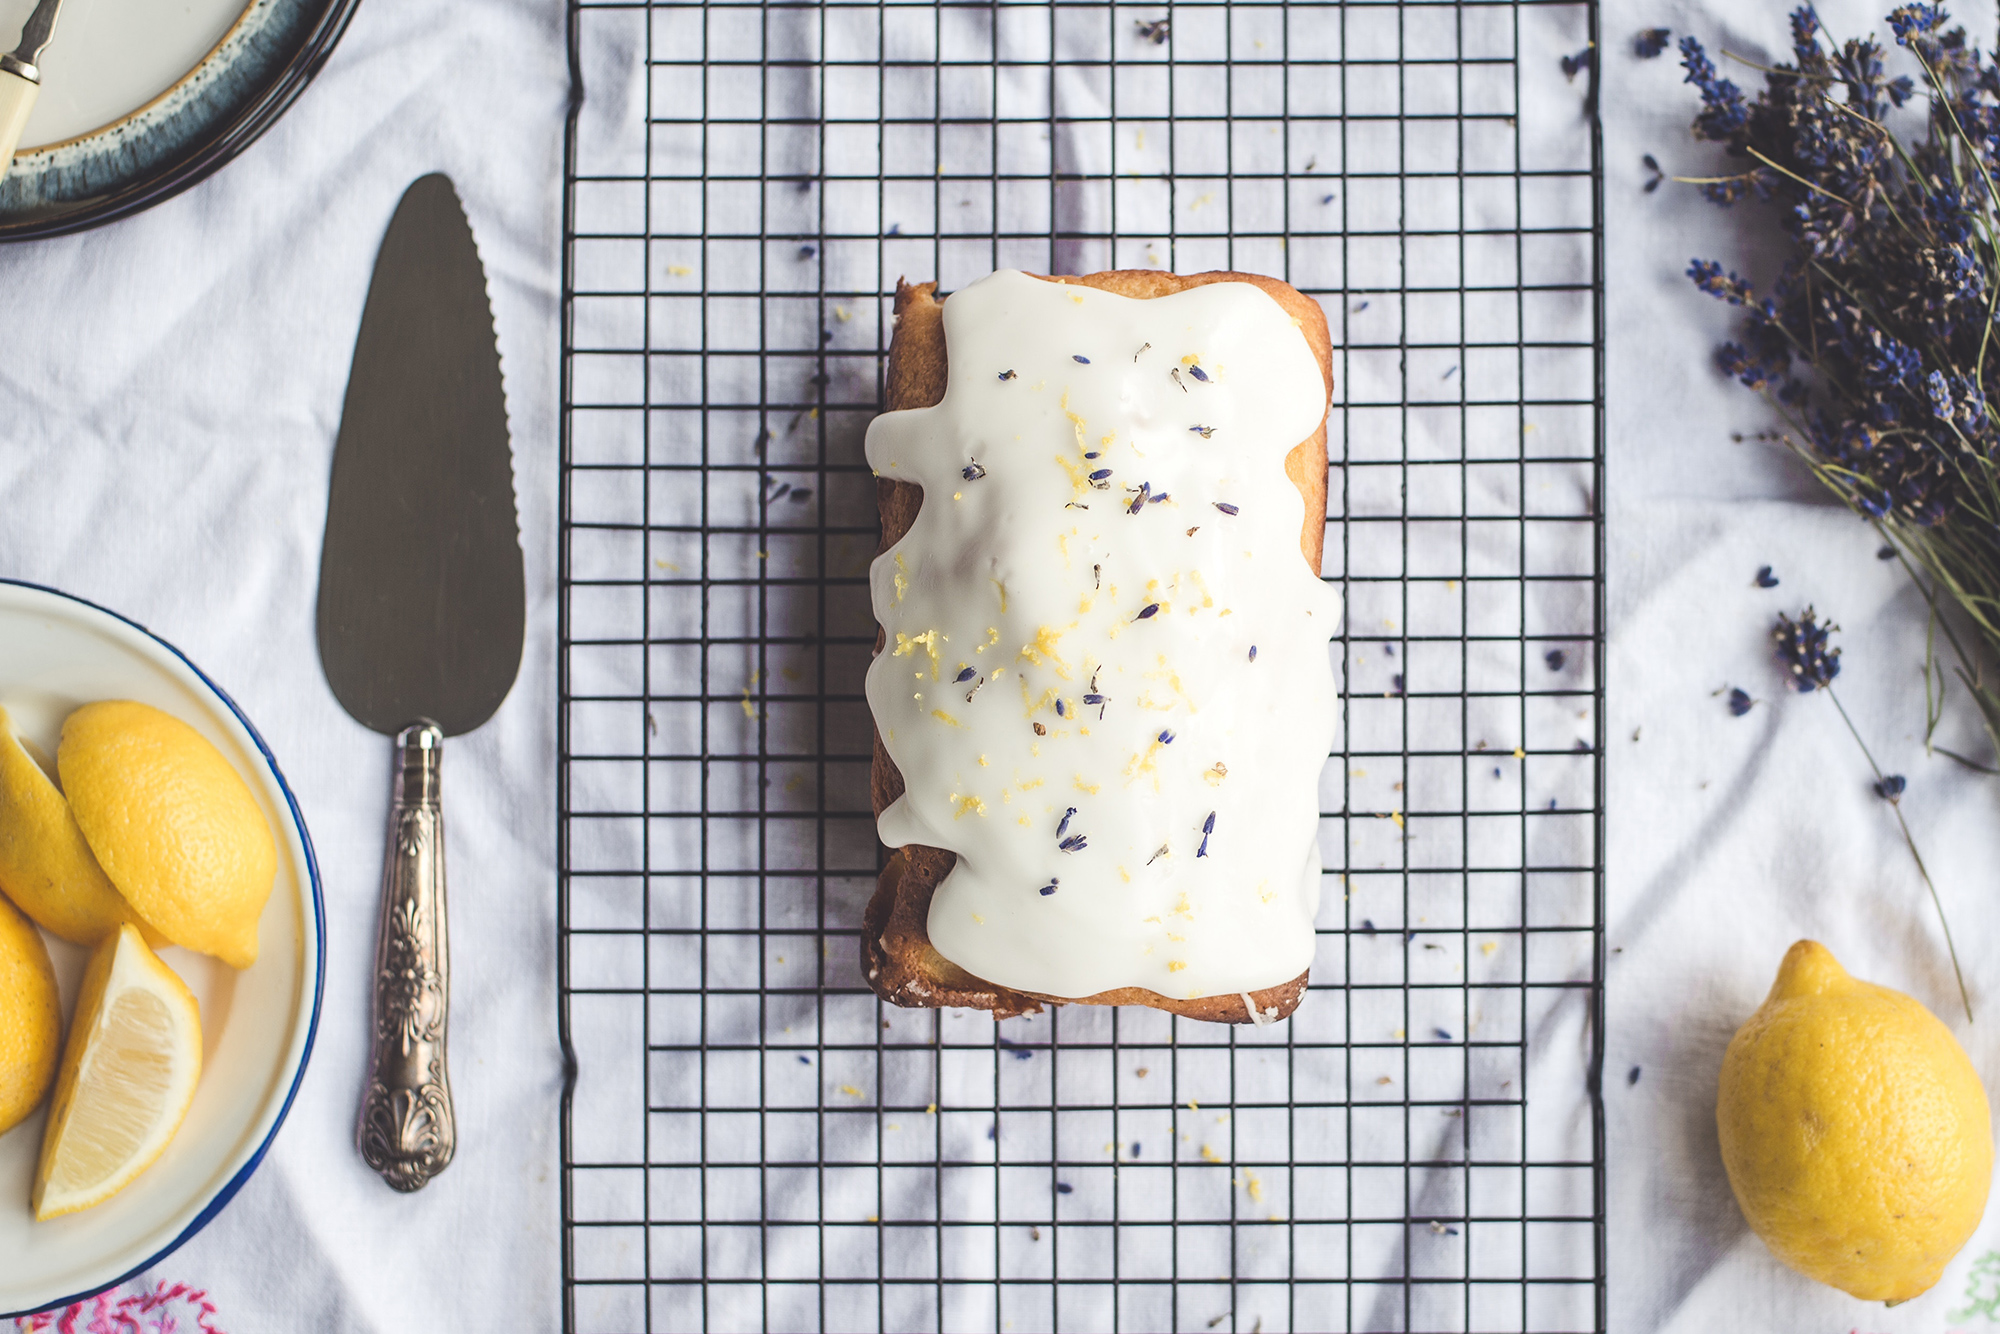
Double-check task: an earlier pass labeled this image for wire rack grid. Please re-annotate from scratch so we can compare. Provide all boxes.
[557,0,1607,1330]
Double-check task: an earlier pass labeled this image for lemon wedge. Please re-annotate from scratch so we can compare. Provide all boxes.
[0,889,60,1135]
[34,923,202,1219]
[59,701,275,969]
[0,705,158,947]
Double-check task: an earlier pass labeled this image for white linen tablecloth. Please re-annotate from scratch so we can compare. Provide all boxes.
[18,0,2000,1325]
[1606,1,2000,1329]
[0,0,568,1327]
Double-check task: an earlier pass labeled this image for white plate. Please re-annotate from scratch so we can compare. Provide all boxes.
[0,580,322,1317]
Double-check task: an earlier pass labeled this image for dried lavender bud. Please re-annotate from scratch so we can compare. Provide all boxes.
[1773,608,1841,692]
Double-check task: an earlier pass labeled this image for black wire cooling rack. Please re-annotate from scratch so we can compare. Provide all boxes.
[557,1,1607,1329]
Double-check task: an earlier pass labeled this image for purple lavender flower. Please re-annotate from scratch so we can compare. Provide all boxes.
[1888,4,1947,60]
[1688,260,1756,305]
[1924,370,1954,420]
[1774,608,1842,691]
[1680,36,1748,142]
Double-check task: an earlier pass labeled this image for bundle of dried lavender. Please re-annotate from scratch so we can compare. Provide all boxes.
[1682,5,2000,763]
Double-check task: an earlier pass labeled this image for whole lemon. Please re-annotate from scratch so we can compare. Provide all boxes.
[59,701,275,969]
[1717,940,1993,1303]
[0,888,61,1135]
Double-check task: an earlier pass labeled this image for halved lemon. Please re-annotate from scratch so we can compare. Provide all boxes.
[0,704,158,947]
[59,700,274,968]
[34,923,202,1219]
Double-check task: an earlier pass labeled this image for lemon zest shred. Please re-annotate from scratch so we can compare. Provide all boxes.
[892,629,944,679]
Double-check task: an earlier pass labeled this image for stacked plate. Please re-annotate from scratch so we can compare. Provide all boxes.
[0,0,359,238]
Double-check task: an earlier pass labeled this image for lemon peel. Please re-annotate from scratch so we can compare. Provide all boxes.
[34,923,203,1219]
[1717,940,1993,1303]
[0,705,160,947]
[0,891,60,1135]
[60,701,275,969]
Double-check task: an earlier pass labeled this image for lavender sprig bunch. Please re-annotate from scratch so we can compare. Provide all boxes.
[1683,5,2000,759]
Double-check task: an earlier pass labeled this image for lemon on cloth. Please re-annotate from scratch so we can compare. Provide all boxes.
[0,704,161,947]
[34,923,202,1220]
[1717,940,1993,1303]
[0,889,60,1136]
[59,701,274,969]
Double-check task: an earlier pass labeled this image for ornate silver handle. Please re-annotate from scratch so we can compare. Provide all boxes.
[357,721,455,1191]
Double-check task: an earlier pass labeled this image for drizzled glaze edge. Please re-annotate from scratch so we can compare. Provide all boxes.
[863,270,1335,1024]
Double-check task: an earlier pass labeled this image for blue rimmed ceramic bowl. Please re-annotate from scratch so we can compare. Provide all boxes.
[0,0,361,240]
[0,579,323,1315]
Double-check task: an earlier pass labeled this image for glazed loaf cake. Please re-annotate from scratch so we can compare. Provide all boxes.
[862,268,1338,1023]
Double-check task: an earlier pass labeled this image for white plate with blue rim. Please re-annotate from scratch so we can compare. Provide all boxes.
[0,579,323,1317]
[0,0,360,239]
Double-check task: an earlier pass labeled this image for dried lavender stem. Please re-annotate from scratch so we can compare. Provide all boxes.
[1828,686,1973,1023]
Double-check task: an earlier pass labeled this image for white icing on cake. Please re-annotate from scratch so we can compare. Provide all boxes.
[864,269,1340,1001]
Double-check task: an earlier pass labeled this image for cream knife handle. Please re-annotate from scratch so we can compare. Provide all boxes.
[357,722,456,1191]
[0,66,39,175]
